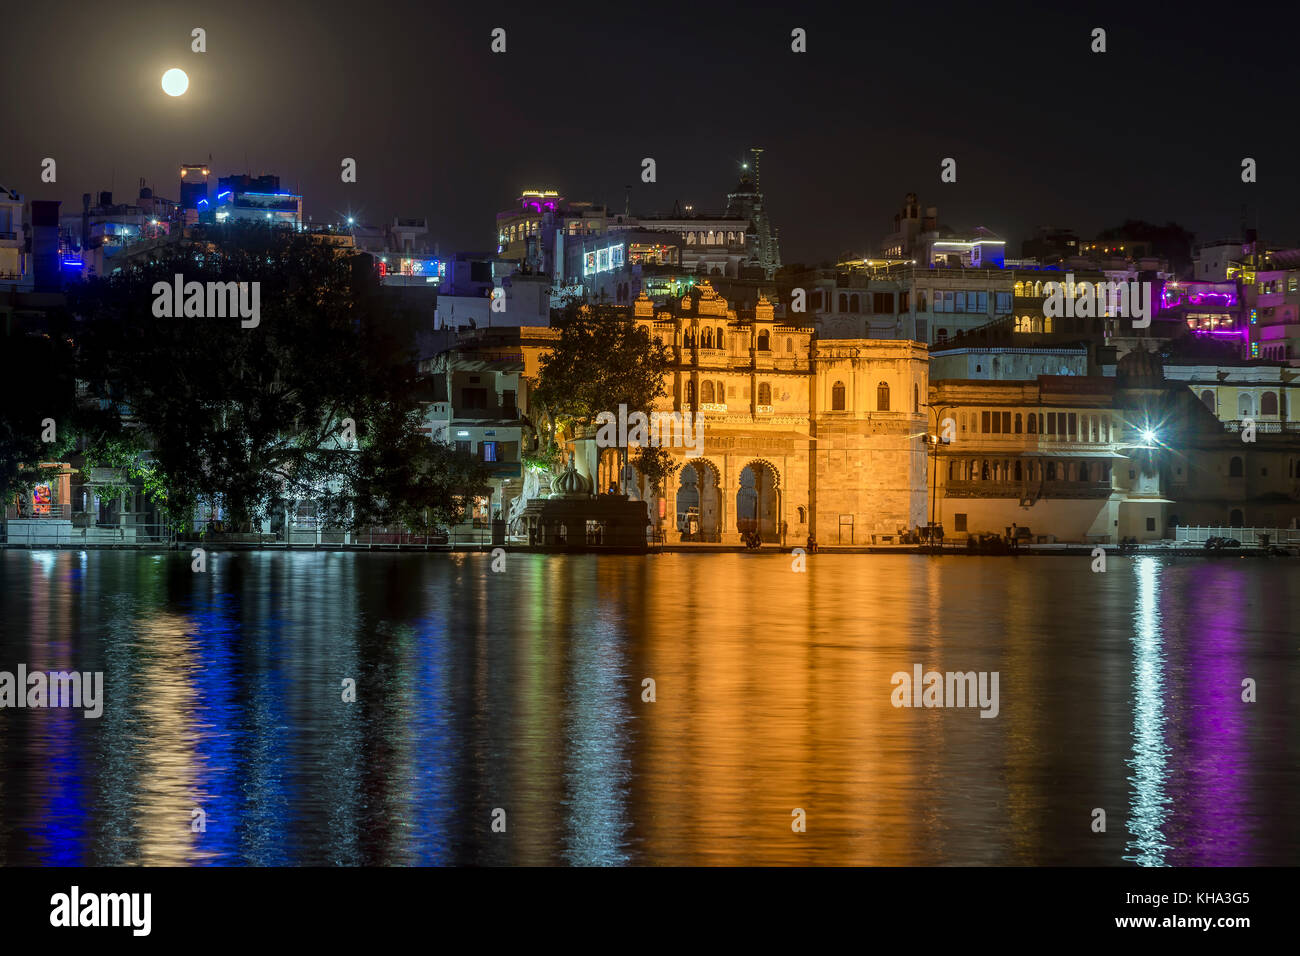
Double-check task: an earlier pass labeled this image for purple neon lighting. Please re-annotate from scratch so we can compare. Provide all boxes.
[1161,283,1238,310]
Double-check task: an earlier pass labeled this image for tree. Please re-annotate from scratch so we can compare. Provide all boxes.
[534,301,670,431]
[70,222,485,531]
[632,445,676,495]
[533,300,672,488]
[0,325,80,507]
[1095,220,1196,274]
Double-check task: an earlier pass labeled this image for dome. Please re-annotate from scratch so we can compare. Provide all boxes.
[550,459,592,498]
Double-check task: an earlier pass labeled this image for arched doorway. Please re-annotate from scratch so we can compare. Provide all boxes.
[676,460,721,541]
[736,461,779,538]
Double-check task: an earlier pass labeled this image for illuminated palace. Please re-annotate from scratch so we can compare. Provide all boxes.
[609,282,929,545]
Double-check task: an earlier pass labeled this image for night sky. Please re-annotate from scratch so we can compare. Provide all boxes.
[6,0,1299,263]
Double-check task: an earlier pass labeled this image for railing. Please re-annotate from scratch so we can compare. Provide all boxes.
[1222,420,1300,433]
[945,479,1111,498]
[1174,526,1300,546]
[2,520,174,547]
[7,503,74,519]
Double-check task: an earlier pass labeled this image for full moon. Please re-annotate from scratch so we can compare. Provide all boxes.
[161,68,189,97]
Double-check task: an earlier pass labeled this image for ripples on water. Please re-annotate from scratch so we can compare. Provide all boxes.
[0,550,1295,866]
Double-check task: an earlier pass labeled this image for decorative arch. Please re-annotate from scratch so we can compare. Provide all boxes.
[676,458,723,541]
[736,458,781,538]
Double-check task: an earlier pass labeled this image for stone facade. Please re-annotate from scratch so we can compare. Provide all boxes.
[623,283,928,545]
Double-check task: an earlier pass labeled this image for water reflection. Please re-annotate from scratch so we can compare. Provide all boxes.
[0,550,1295,866]
[1123,557,1171,865]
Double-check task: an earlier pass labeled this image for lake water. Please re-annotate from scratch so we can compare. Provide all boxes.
[0,549,1295,866]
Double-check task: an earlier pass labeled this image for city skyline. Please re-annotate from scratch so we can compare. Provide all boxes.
[6,1,1300,262]
[0,0,1295,926]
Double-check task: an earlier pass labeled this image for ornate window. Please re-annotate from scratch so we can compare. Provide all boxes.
[757,330,770,351]
[758,382,772,405]
[877,381,890,411]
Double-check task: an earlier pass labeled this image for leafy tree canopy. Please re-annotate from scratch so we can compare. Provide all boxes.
[534,301,670,432]
[69,222,484,530]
